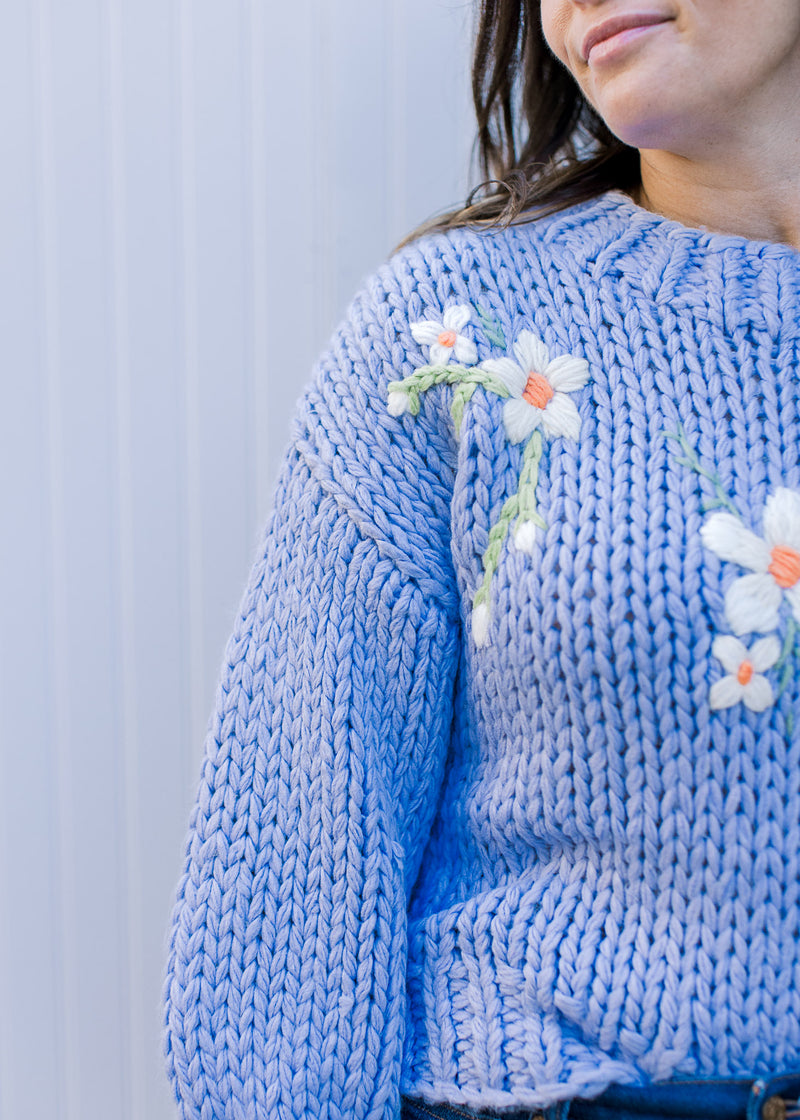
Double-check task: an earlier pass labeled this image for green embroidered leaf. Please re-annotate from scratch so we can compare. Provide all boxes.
[700,496,722,511]
[662,424,740,517]
[774,618,795,673]
[475,306,506,350]
[775,618,799,704]
[780,656,794,699]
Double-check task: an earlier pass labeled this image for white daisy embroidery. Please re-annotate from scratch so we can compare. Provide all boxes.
[472,603,491,648]
[410,305,478,366]
[480,331,590,444]
[513,519,538,555]
[387,389,411,417]
[701,488,800,635]
[387,319,593,651]
[709,634,781,712]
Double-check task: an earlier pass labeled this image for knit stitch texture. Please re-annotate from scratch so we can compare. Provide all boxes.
[164,191,800,1119]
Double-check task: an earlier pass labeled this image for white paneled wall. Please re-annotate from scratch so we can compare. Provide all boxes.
[0,3,473,1117]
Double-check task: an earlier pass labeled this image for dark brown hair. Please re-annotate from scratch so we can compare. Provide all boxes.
[402,0,640,243]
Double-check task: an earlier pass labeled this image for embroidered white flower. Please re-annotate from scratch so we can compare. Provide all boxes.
[513,520,538,555]
[387,389,410,416]
[709,634,780,712]
[701,488,800,634]
[472,603,490,648]
[481,331,590,444]
[410,305,478,366]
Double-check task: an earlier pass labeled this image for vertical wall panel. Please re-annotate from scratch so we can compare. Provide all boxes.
[255,0,325,496]
[191,3,257,734]
[0,2,65,1116]
[0,4,474,1117]
[46,0,129,1115]
[107,0,187,1116]
[386,0,475,240]
[107,1,137,1115]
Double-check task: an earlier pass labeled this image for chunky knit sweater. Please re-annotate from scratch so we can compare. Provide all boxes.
[164,191,800,1119]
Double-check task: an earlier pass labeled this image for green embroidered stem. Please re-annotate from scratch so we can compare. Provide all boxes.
[388,364,510,416]
[665,421,798,716]
[776,617,799,700]
[472,491,521,611]
[472,431,546,612]
[391,356,549,640]
[661,423,740,517]
[774,618,798,731]
[516,430,547,529]
[774,617,796,673]
[451,382,478,436]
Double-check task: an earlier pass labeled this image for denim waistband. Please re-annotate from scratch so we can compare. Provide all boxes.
[401,1072,800,1120]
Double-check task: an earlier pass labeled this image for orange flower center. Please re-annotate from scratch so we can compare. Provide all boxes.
[522,371,554,410]
[437,329,457,348]
[737,660,754,686]
[768,544,800,589]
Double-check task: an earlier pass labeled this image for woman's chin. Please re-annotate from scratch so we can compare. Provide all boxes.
[582,56,695,151]
[590,92,684,154]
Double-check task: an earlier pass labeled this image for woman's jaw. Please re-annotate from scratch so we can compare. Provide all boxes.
[539,0,800,246]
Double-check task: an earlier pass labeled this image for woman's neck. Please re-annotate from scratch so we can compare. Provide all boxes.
[635,146,800,250]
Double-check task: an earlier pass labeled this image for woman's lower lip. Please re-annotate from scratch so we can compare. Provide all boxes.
[587,21,669,65]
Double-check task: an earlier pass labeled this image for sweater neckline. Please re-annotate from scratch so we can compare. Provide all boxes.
[551,190,800,334]
[601,189,800,259]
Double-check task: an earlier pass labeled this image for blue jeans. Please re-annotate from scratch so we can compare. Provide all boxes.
[401,1072,800,1120]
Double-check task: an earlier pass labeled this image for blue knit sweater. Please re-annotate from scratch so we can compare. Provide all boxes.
[164,191,800,1119]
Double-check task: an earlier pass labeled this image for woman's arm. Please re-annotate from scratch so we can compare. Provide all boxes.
[164,275,460,1120]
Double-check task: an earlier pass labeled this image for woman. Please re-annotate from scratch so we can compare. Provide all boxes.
[164,2,800,1119]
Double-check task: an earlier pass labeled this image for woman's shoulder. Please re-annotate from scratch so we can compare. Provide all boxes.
[303,192,633,428]
[365,190,637,329]
[292,191,636,497]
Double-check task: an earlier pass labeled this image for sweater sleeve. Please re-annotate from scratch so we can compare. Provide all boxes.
[163,271,461,1120]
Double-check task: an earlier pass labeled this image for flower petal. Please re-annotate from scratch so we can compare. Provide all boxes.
[503,398,539,444]
[709,676,743,710]
[514,520,538,555]
[742,674,775,712]
[712,633,749,673]
[546,354,590,393]
[443,304,471,332]
[387,390,410,417]
[723,572,783,635]
[482,357,527,397]
[700,513,771,572]
[410,320,442,346]
[763,487,800,551]
[453,336,478,365]
[513,331,550,374]
[539,393,582,441]
[472,603,490,647]
[430,342,453,365]
[749,634,782,672]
